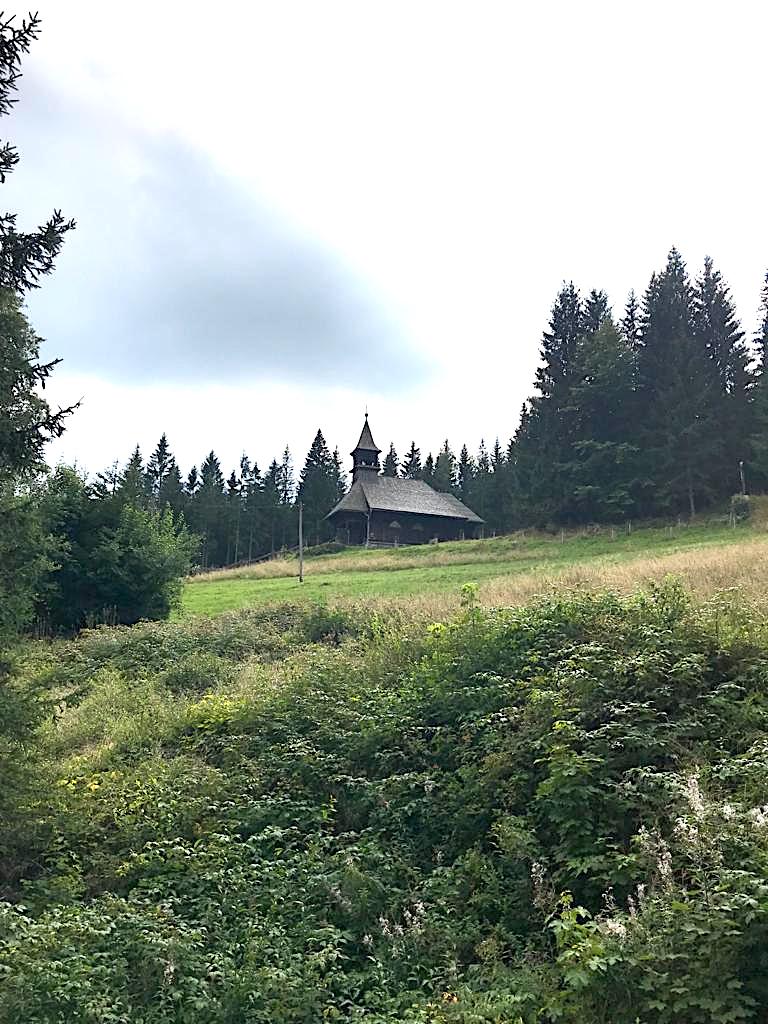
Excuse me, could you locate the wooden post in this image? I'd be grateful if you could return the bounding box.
[298,501,304,583]
[739,460,746,496]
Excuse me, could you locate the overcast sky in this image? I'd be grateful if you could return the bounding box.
[7,1,768,478]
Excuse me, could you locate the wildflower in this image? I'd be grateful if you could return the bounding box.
[601,918,627,941]
[362,934,373,949]
[657,845,673,886]
[602,887,617,913]
[684,774,705,816]
[673,817,699,844]
[749,805,768,828]
[531,860,546,890]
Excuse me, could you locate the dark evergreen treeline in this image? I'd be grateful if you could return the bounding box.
[100,429,347,569]
[513,250,766,525]
[107,249,768,566]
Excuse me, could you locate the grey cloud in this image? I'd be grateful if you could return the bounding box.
[5,73,426,387]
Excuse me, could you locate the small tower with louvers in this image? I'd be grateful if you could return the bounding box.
[350,414,381,482]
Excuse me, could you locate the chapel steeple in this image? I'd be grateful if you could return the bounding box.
[351,413,381,481]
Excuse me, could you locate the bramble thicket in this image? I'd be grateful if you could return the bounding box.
[3,585,768,1022]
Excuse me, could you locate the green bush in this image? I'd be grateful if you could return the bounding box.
[731,492,752,521]
[5,584,768,1021]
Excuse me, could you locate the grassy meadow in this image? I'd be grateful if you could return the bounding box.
[183,517,768,618]
[6,510,768,1021]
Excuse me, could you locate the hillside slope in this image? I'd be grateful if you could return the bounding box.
[4,585,768,1022]
[183,520,768,617]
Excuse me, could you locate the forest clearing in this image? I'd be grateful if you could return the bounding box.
[183,516,768,617]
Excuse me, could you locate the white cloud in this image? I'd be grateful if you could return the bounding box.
[13,0,768,475]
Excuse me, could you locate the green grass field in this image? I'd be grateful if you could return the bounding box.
[182,520,761,616]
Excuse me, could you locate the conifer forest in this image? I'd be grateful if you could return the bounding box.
[80,248,768,571]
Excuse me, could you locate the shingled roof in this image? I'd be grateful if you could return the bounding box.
[352,415,380,456]
[327,475,484,523]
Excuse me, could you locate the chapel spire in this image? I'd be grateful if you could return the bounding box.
[351,413,381,480]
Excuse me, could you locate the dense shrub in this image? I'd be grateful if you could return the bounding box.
[732,492,752,522]
[36,466,197,632]
[3,584,768,1021]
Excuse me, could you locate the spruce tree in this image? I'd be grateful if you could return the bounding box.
[515,283,587,523]
[433,440,456,492]
[422,453,435,486]
[193,451,226,567]
[486,439,507,532]
[277,446,295,548]
[457,444,475,504]
[383,442,399,477]
[240,455,263,561]
[298,429,338,545]
[535,281,584,397]
[158,460,185,518]
[692,257,752,492]
[146,433,173,498]
[468,440,492,523]
[504,436,521,531]
[621,290,641,351]
[583,288,610,334]
[638,249,722,516]
[262,460,282,554]
[0,16,74,294]
[750,271,768,485]
[331,448,346,502]
[0,290,77,483]
[116,446,149,509]
[225,470,241,564]
[0,13,75,649]
[562,317,640,521]
[401,442,422,479]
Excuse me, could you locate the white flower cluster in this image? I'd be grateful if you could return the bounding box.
[626,882,647,921]
[377,900,427,954]
[637,826,673,888]
[530,859,550,910]
[684,774,705,816]
[673,817,699,845]
[600,918,628,941]
[749,805,768,828]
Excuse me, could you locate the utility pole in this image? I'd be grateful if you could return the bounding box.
[298,500,304,583]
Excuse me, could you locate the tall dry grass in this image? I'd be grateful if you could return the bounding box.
[352,536,768,622]
[187,540,527,582]
[188,518,765,585]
